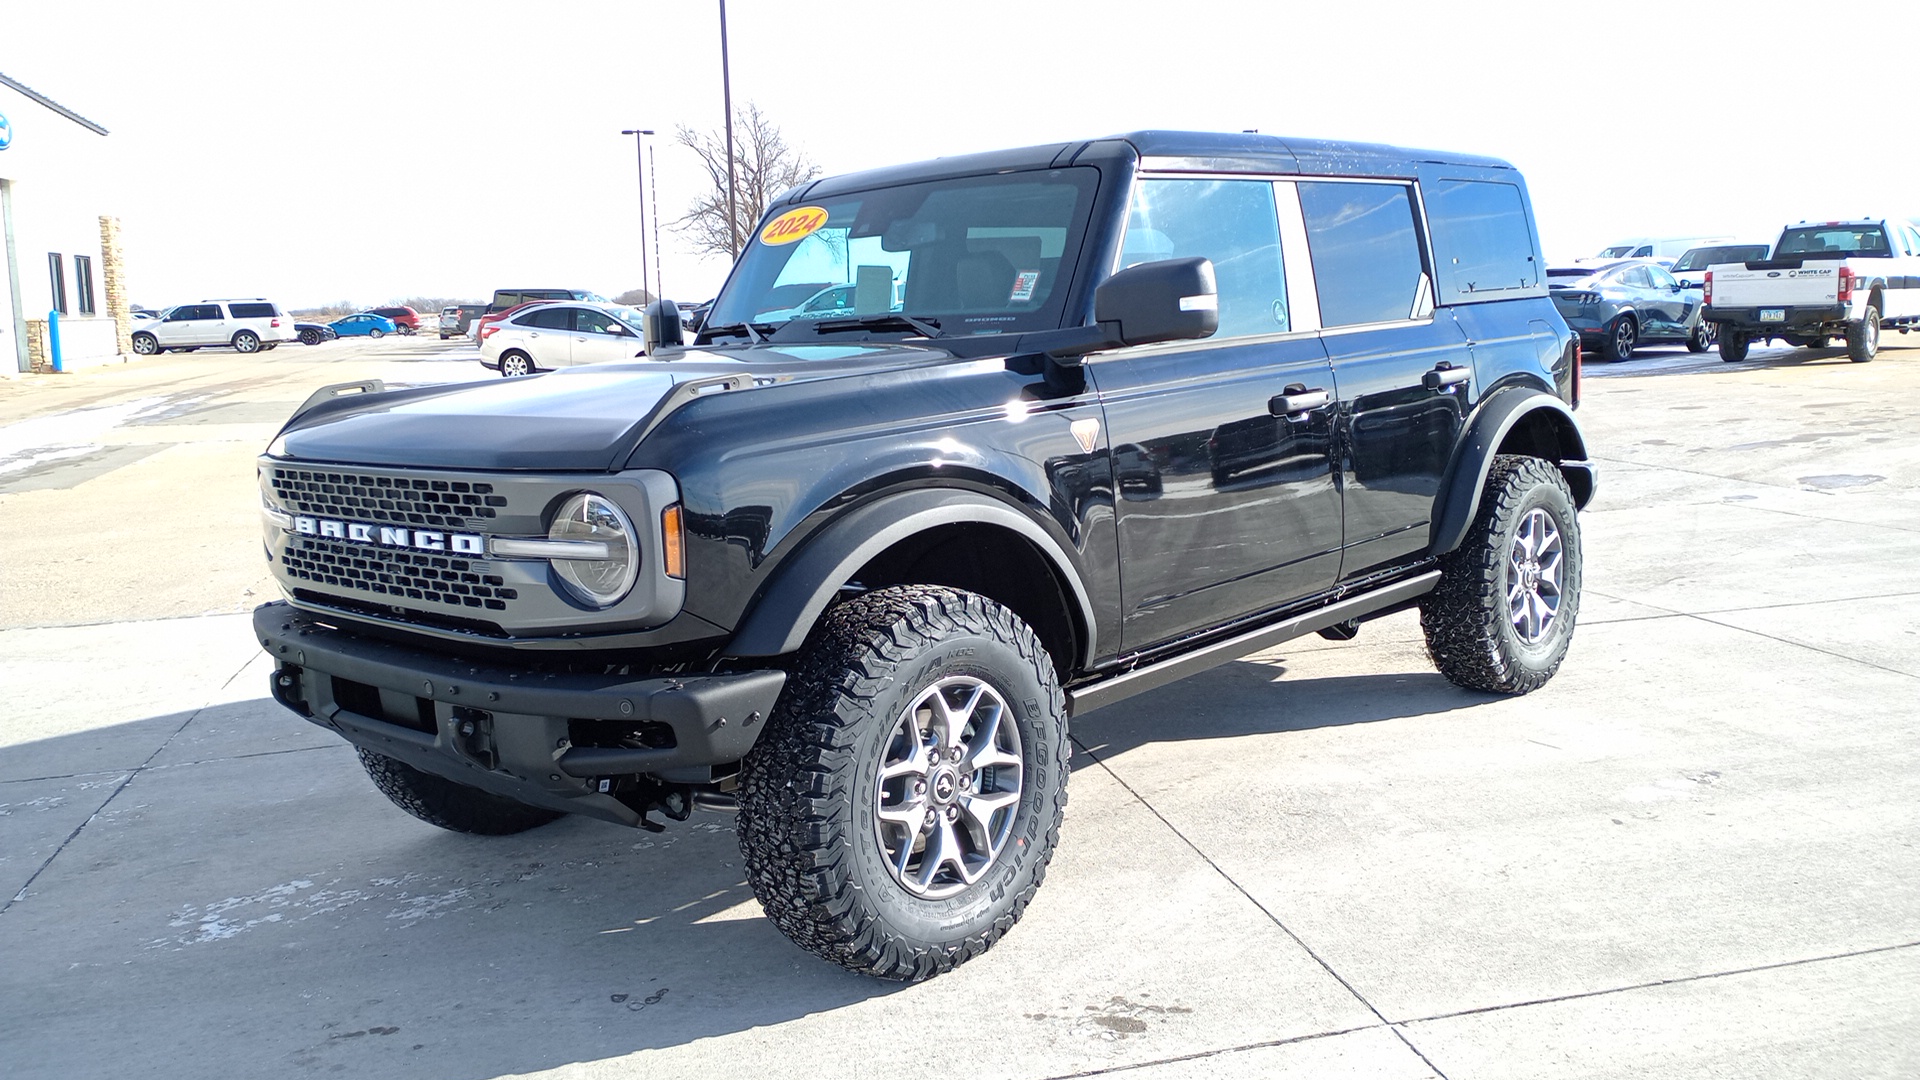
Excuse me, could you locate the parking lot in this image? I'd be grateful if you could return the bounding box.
[2,336,1917,1079]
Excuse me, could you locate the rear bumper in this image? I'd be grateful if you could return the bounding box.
[255,602,786,826]
[1705,303,1847,332]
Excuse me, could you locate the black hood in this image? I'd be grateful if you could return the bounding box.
[270,343,956,472]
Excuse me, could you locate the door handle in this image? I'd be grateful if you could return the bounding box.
[1423,364,1470,390]
[1268,385,1330,417]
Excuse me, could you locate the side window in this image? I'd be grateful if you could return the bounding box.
[1123,178,1289,338]
[1622,266,1653,288]
[1298,181,1428,327]
[575,308,624,335]
[1424,179,1538,297]
[526,307,574,330]
[230,302,275,319]
[1648,265,1678,289]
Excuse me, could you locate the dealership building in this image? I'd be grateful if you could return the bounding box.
[0,72,130,374]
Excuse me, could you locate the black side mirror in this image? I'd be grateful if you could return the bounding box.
[1095,256,1219,348]
[644,299,683,350]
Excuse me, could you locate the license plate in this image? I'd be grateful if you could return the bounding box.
[1759,308,1786,322]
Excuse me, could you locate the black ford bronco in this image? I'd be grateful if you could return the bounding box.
[255,131,1592,980]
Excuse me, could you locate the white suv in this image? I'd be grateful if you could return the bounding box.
[130,299,297,355]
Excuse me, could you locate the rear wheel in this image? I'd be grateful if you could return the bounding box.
[1718,330,1750,362]
[1600,315,1637,362]
[1847,306,1879,362]
[1422,455,1582,695]
[499,351,534,377]
[737,585,1070,981]
[232,330,260,354]
[357,749,563,835]
[298,328,322,346]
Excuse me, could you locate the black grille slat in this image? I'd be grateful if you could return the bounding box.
[281,537,514,613]
[269,467,502,529]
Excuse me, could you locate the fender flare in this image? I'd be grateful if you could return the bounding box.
[1429,388,1594,558]
[723,488,1098,662]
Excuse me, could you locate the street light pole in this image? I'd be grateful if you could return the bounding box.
[719,0,738,258]
[620,128,655,303]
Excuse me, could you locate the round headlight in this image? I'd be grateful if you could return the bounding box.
[549,493,638,608]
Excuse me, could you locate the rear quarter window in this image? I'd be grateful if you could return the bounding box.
[229,303,277,318]
[1424,179,1539,299]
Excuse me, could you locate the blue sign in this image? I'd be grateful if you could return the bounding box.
[0,112,11,150]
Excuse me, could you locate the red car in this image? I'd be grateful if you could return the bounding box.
[369,306,421,335]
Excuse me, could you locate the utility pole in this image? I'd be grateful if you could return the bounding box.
[719,0,738,258]
[649,143,663,298]
[620,128,655,302]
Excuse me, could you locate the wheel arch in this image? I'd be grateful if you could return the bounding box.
[1429,389,1594,558]
[723,488,1096,674]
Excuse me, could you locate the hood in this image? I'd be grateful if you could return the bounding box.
[271,342,956,472]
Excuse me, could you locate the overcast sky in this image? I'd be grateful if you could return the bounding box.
[8,0,1919,310]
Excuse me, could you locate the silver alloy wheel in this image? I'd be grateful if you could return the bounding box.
[1612,318,1635,359]
[872,676,1023,900]
[1507,507,1564,644]
[132,334,157,355]
[501,354,531,377]
[234,332,259,353]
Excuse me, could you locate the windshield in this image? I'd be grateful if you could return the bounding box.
[704,167,1100,340]
[1775,225,1889,258]
[1597,245,1642,258]
[1671,245,1769,271]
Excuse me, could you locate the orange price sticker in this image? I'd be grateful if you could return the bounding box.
[759,206,830,246]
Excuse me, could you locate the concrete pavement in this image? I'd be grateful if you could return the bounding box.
[1,338,1916,1078]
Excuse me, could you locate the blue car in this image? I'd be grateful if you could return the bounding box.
[328,313,398,338]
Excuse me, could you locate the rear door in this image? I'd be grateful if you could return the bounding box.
[1093,174,1342,652]
[519,306,576,366]
[1296,179,1471,579]
[156,304,223,346]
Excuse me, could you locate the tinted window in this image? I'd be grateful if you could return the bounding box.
[575,308,628,335]
[1776,226,1889,257]
[520,307,575,330]
[230,302,276,318]
[171,304,219,321]
[1424,180,1537,297]
[1671,245,1769,271]
[1124,178,1290,338]
[1299,181,1427,327]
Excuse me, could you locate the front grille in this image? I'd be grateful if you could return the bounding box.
[269,467,509,530]
[281,536,519,611]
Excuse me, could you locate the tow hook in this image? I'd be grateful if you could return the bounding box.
[451,707,496,769]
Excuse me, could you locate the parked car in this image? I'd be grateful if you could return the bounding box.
[1592,236,1734,262]
[676,298,713,332]
[295,322,338,346]
[1705,217,1920,362]
[472,300,567,346]
[328,313,399,338]
[129,298,296,355]
[437,304,487,339]
[1669,243,1771,289]
[486,288,609,314]
[369,306,421,335]
[479,301,648,376]
[1548,259,1711,360]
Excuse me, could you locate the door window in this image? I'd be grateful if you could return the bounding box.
[1647,265,1679,289]
[575,309,629,335]
[1621,266,1654,289]
[521,307,575,330]
[1298,181,1428,327]
[1122,178,1290,338]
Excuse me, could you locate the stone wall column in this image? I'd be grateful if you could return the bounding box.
[26,318,49,373]
[99,215,132,356]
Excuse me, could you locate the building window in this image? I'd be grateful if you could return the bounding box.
[49,253,68,315]
[75,255,96,316]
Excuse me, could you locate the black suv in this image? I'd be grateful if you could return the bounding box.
[255,131,1592,981]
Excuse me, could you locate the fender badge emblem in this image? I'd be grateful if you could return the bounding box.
[1070,418,1100,454]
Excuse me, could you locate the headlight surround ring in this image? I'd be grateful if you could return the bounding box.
[548,492,639,608]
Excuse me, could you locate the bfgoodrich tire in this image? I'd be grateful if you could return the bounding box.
[736,585,1069,981]
[1422,455,1582,695]
[357,748,564,835]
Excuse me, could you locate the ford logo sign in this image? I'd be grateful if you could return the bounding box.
[0,112,11,151]
[1767,271,1781,277]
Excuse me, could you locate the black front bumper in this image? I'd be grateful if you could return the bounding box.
[254,602,787,827]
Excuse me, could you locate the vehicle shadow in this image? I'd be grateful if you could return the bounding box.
[1070,656,1486,765]
[0,701,904,1080]
[1585,338,1916,379]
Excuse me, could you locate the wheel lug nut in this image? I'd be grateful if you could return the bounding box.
[945,806,960,821]
[949,747,963,762]
[912,780,925,794]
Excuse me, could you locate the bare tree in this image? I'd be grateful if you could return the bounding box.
[675,103,821,259]
[613,288,654,307]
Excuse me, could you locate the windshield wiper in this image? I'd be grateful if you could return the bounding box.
[807,313,943,339]
[701,321,768,343]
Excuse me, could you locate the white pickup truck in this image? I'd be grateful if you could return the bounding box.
[1703,218,1920,363]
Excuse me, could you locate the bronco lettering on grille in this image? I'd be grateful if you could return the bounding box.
[292,515,485,554]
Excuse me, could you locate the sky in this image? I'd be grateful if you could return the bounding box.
[7,0,1919,311]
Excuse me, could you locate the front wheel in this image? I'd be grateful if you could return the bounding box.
[1422,455,1582,695]
[369,328,385,339]
[1847,306,1879,362]
[1718,330,1750,362]
[1600,315,1636,362]
[737,585,1070,981]
[131,332,158,355]
[357,749,564,834]
[1686,319,1714,353]
[232,330,260,354]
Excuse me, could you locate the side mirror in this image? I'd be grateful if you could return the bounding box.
[1094,256,1219,348]
[644,299,683,350]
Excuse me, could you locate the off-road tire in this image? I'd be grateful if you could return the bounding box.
[1847,305,1879,362]
[1600,315,1636,362]
[357,748,564,835]
[736,585,1070,981]
[1718,330,1749,362]
[1422,455,1582,695]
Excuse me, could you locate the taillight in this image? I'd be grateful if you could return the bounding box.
[479,324,500,341]
[1837,266,1853,302]
[1703,270,1713,304]
[270,318,281,327]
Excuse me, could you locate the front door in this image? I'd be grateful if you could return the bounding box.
[569,307,642,367]
[155,304,224,347]
[1097,176,1343,653]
